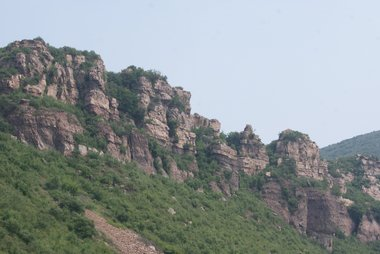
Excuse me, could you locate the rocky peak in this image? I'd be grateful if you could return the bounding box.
[0,38,119,120]
[274,129,328,180]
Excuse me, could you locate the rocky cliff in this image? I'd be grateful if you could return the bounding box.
[274,129,328,180]
[1,38,380,250]
[0,39,267,183]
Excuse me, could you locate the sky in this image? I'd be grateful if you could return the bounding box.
[1,0,380,147]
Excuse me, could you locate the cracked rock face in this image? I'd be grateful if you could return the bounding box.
[357,215,380,242]
[275,129,328,180]
[0,39,119,120]
[262,181,354,251]
[358,155,380,201]
[7,104,83,155]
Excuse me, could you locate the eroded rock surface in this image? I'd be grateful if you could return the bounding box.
[275,129,328,180]
[262,181,354,251]
[7,103,83,155]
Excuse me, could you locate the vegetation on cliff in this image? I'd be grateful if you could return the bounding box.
[0,132,329,254]
[0,39,380,253]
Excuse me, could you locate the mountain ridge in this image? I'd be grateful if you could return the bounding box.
[321,130,380,160]
[0,38,380,253]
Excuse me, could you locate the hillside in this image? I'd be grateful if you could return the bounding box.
[0,38,379,253]
[321,131,380,160]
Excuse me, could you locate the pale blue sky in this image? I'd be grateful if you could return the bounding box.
[2,0,380,147]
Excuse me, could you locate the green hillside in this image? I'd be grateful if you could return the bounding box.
[0,132,331,254]
[0,39,379,253]
[321,131,380,160]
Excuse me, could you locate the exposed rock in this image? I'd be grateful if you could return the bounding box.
[0,74,22,92]
[357,214,380,242]
[98,123,131,162]
[0,39,119,120]
[129,129,155,174]
[210,142,239,170]
[262,181,291,223]
[85,210,161,254]
[238,125,269,175]
[78,144,88,156]
[192,113,221,134]
[306,190,354,237]
[275,129,328,180]
[358,155,380,200]
[262,181,354,250]
[7,104,83,155]
[168,158,194,183]
[168,208,176,215]
[23,75,47,96]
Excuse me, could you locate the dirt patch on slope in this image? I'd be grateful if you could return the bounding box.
[85,210,161,254]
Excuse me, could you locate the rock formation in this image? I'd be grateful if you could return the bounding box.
[7,101,83,155]
[2,38,380,249]
[274,129,328,180]
[0,39,119,120]
[262,181,354,251]
[358,155,380,200]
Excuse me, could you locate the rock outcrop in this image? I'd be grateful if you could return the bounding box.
[275,129,328,180]
[357,214,380,242]
[7,102,83,155]
[358,155,380,201]
[208,125,269,195]
[0,39,119,120]
[262,181,354,251]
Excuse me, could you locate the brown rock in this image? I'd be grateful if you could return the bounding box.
[129,129,155,174]
[262,181,354,251]
[358,155,380,200]
[238,124,269,175]
[357,214,380,242]
[275,129,328,180]
[7,105,83,155]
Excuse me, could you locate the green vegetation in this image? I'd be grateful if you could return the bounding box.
[321,130,380,160]
[280,130,307,142]
[169,95,186,112]
[48,45,100,66]
[0,67,18,79]
[225,131,241,152]
[0,132,331,254]
[106,71,146,125]
[328,156,380,230]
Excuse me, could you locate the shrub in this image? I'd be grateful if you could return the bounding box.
[226,132,241,152]
[280,130,306,142]
[70,216,95,239]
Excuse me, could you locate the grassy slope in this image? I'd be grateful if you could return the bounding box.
[0,132,330,254]
[321,130,380,160]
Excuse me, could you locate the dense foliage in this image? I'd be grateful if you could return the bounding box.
[0,132,331,254]
[321,130,380,160]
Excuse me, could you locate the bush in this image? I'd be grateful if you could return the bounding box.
[331,184,342,196]
[226,132,241,152]
[280,130,306,142]
[70,216,95,239]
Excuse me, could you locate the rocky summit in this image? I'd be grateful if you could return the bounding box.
[0,38,379,253]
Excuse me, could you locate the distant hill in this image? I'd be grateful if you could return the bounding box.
[321,130,380,160]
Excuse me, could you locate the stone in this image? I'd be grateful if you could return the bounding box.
[7,105,83,155]
[78,144,88,156]
[129,129,155,174]
[357,215,380,242]
[168,208,176,215]
[275,129,328,180]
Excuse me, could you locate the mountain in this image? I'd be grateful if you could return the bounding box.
[321,131,380,160]
[0,38,380,253]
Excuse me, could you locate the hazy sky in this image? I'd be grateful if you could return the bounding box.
[2,0,380,147]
